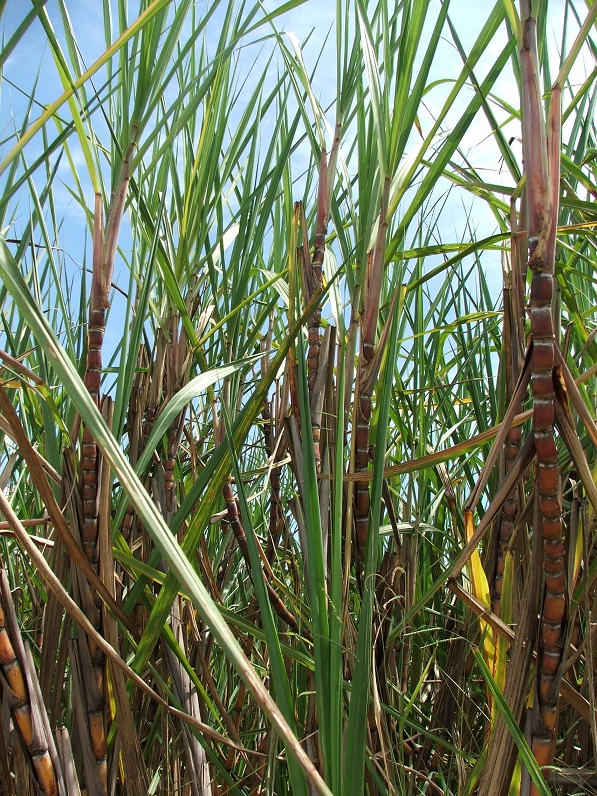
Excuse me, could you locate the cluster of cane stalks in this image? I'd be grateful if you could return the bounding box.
[0,2,596,795]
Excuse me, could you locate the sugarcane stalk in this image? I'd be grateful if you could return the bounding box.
[223,478,306,639]
[491,213,527,615]
[520,1,567,780]
[0,571,59,795]
[307,149,328,395]
[83,135,137,568]
[262,400,285,561]
[120,345,147,541]
[355,177,391,564]
[78,133,137,795]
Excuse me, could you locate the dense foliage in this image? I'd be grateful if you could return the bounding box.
[0,1,596,794]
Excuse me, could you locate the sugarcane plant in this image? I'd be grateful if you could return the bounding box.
[0,1,596,795]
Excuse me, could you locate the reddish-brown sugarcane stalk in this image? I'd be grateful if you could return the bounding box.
[306,150,328,396]
[529,253,565,768]
[81,196,105,569]
[0,574,58,795]
[79,135,137,794]
[355,176,391,565]
[297,160,327,476]
[457,8,573,784]
[491,423,522,615]
[246,731,271,796]
[141,360,165,450]
[354,252,375,562]
[262,400,285,561]
[82,137,136,569]
[163,315,189,517]
[301,149,335,475]
[491,212,526,615]
[224,625,256,775]
[163,425,178,515]
[520,2,566,780]
[121,334,168,550]
[222,478,307,640]
[120,346,147,541]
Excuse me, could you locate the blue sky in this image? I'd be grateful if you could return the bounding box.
[0,0,587,320]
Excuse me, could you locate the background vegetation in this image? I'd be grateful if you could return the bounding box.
[0,1,596,794]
